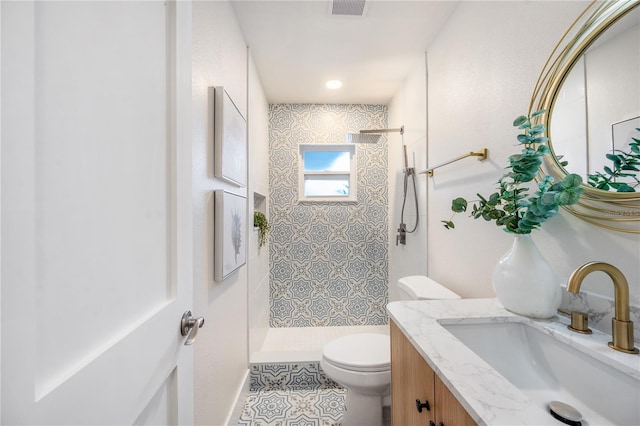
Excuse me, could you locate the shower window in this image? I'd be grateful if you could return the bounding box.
[298,144,357,202]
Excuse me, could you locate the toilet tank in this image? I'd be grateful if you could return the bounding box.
[397,275,461,300]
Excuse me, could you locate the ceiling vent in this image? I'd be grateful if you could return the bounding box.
[331,0,367,16]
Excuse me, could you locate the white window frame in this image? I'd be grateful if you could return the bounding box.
[298,144,357,202]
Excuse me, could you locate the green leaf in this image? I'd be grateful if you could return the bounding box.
[442,220,455,229]
[531,123,545,133]
[536,145,550,155]
[561,173,583,188]
[540,192,557,205]
[530,109,545,118]
[451,197,468,213]
[487,192,501,206]
[605,153,616,161]
[488,209,505,219]
[528,202,546,216]
[532,136,549,144]
[513,115,528,127]
[555,190,581,205]
[616,184,636,193]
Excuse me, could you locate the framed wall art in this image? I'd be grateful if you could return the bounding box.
[612,115,640,151]
[214,86,247,187]
[214,190,247,281]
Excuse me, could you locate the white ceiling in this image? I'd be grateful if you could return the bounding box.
[230,1,460,105]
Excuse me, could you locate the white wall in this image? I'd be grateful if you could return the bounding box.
[191,2,251,424]
[387,54,429,302]
[247,53,270,357]
[551,56,588,176]
[552,17,640,178]
[423,1,640,316]
[586,21,640,174]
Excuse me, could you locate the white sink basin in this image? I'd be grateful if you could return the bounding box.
[442,321,640,425]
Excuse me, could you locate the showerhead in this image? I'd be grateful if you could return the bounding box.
[346,133,381,143]
[346,126,404,144]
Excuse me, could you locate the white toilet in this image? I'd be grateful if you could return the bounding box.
[320,276,461,426]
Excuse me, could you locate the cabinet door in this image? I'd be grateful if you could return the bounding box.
[435,375,477,426]
[391,320,436,425]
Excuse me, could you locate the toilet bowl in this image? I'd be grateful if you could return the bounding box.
[320,276,460,426]
[320,333,390,426]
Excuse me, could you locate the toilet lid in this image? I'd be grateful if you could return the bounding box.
[398,275,461,300]
[322,334,390,373]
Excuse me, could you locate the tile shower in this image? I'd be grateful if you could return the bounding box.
[240,104,392,425]
[268,104,390,327]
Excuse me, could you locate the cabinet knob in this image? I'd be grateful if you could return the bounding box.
[429,422,435,426]
[416,399,430,413]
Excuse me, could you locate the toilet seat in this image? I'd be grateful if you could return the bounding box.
[322,333,390,373]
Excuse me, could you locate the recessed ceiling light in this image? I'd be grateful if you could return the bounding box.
[326,80,343,89]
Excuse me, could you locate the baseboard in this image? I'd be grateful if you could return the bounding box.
[225,368,250,426]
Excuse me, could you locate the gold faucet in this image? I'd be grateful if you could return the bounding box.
[567,262,638,354]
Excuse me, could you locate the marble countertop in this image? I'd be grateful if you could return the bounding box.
[387,298,640,426]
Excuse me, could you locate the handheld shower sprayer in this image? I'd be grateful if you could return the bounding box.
[397,143,418,246]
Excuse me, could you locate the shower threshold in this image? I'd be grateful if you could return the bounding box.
[250,325,389,364]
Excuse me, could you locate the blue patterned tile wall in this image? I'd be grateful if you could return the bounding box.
[269,104,389,327]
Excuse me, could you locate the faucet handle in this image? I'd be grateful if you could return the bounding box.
[568,311,592,334]
[558,309,592,334]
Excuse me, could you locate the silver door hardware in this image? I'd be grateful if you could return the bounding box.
[181,311,205,346]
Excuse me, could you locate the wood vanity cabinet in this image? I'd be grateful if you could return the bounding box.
[390,320,477,426]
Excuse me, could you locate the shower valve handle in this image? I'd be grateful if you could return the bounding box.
[397,223,407,246]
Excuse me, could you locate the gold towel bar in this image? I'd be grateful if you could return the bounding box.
[421,148,488,176]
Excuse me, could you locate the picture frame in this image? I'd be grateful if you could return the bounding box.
[214,86,247,187]
[612,116,640,152]
[609,116,640,187]
[214,190,247,281]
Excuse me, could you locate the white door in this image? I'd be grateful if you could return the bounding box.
[1,1,195,424]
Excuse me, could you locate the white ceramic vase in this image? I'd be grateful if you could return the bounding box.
[492,234,562,319]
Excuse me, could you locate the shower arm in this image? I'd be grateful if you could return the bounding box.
[358,125,404,135]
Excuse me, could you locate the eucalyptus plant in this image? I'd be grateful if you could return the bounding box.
[587,131,640,193]
[442,110,585,234]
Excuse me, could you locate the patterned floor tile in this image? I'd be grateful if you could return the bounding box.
[250,363,341,391]
[237,388,346,426]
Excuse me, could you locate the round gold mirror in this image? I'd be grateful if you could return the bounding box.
[532,0,640,233]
